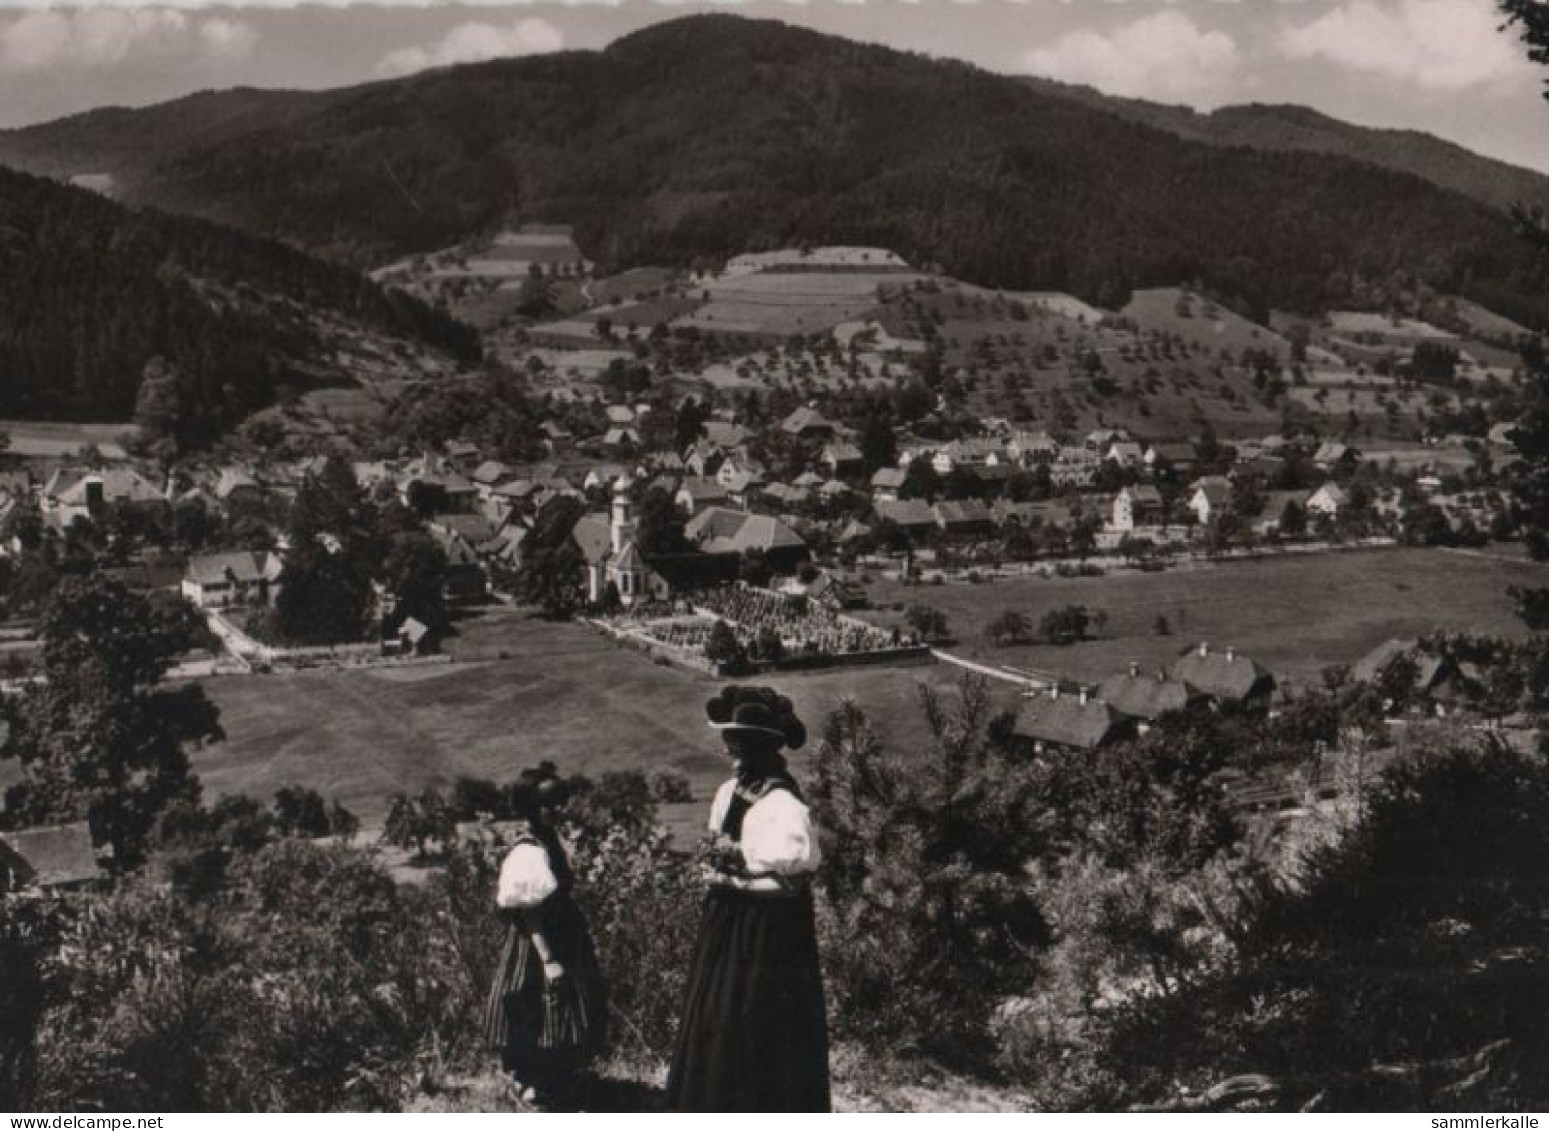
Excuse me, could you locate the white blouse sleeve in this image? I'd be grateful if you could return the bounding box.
[495,842,559,909]
[740,790,821,876]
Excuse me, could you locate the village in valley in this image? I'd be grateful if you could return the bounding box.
[1,230,1543,873]
[5,7,1549,1105]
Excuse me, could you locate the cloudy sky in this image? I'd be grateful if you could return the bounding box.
[2,0,1547,174]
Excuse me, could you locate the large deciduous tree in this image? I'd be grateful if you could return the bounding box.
[1,578,222,866]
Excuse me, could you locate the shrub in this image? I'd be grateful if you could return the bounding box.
[811,678,1045,1066]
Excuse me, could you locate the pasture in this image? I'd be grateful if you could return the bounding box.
[858,545,1546,688]
[195,609,966,841]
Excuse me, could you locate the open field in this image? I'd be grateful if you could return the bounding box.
[675,270,921,336]
[0,420,134,460]
[858,545,1547,688]
[195,610,966,841]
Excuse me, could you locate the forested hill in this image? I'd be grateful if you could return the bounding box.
[0,164,479,448]
[0,14,1544,324]
[1019,77,1549,219]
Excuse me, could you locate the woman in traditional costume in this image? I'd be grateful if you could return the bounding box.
[482,777,607,1109]
[667,685,831,1112]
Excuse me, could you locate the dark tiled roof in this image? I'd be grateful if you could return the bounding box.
[686,507,806,556]
[1015,695,1127,751]
[873,499,936,528]
[1170,649,1275,702]
[1098,673,1202,721]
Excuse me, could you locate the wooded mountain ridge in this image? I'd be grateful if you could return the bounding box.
[0,164,478,446]
[1,16,1545,327]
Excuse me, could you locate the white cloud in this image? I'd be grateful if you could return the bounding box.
[375,16,565,76]
[1278,0,1530,92]
[1022,10,1240,101]
[0,7,255,72]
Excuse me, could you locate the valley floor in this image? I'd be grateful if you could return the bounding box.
[192,545,1544,833]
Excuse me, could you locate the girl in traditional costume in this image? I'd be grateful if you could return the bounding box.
[483,777,607,1109]
[667,685,831,1112]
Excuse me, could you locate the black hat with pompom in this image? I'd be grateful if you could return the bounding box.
[705,685,807,750]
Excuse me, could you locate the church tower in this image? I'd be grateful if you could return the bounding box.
[610,475,636,555]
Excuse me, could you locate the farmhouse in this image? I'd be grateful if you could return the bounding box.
[822,442,865,479]
[1188,478,1232,526]
[181,551,281,610]
[873,498,937,539]
[0,822,106,893]
[1112,486,1164,532]
[676,477,732,515]
[1098,664,1207,726]
[870,467,908,501]
[439,441,482,472]
[1306,483,1349,518]
[42,467,165,528]
[1011,688,1134,754]
[1169,643,1276,710]
[933,500,995,539]
[1105,440,1145,468]
[1352,639,1471,704]
[781,406,840,441]
[471,461,513,493]
[702,420,750,449]
[1007,431,1060,466]
[214,466,263,506]
[1314,442,1360,470]
[1145,441,1198,473]
[764,482,812,509]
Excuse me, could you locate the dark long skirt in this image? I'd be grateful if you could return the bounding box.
[482,894,607,1096]
[666,888,831,1113]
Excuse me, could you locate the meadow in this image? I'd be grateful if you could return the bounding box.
[190,546,1543,839]
[858,545,1546,687]
[194,609,963,840]
[0,420,134,460]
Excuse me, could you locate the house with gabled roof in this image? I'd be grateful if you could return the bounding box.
[1306,482,1349,518]
[1170,643,1276,710]
[1351,639,1471,706]
[1188,477,1233,525]
[1112,486,1164,531]
[1012,688,1134,754]
[182,551,282,609]
[822,442,865,479]
[676,477,732,515]
[1099,663,1208,727]
[933,499,995,539]
[1145,441,1198,473]
[781,406,839,441]
[872,498,937,539]
[870,467,908,502]
[686,507,809,572]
